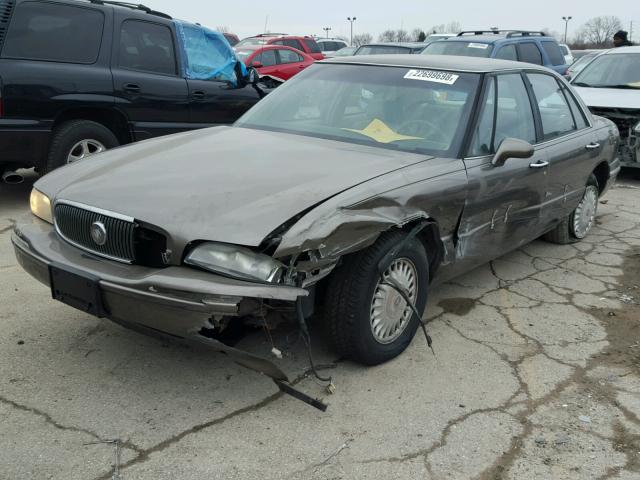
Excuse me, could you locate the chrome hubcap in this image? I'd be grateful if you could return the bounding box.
[370,258,418,344]
[573,185,598,239]
[67,139,106,164]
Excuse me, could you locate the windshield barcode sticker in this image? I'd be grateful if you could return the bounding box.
[404,69,459,85]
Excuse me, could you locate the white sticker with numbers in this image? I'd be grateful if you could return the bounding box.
[403,69,459,85]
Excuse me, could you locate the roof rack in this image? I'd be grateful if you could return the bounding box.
[456,30,548,38]
[254,33,289,37]
[87,1,172,19]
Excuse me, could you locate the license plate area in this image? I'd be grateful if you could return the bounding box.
[49,262,106,317]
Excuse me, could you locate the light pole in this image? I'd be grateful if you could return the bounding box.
[323,27,331,38]
[562,16,572,43]
[347,17,357,45]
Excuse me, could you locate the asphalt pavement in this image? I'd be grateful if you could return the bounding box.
[1,169,639,480]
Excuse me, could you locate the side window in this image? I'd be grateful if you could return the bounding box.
[541,41,565,66]
[278,49,303,64]
[517,42,543,65]
[119,20,176,75]
[469,74,536,156]
[2,2,104,63]
[469,78,496,156]
[528,73,576,140]
[562,87,589,129]
[303,39,322,54]
[259,49,277,66]
[495,44,517,61]
[283,39,304,51]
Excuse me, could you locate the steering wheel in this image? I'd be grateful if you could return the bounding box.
[397,118,449,143]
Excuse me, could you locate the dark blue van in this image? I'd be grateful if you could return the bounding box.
[422,30,569,76]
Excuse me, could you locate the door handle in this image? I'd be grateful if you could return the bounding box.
[298,65,306,69]
[191,90,206,99]
[585,142,600,150]
[529,160,549,169]
[123,83,141,93]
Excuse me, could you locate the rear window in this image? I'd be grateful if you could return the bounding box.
[542,41,566,66]
[2,1,104,63]
[356,45,412,55]
[303,38,321,54]
[423,41,493,58]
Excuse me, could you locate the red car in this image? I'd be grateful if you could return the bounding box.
[236,34,324,60]
[236,45,315,82]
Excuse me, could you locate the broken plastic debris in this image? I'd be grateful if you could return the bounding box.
[579,415,591,423]
[271,347,283,359]
[326,382,336,395]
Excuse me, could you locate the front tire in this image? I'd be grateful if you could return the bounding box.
[45,120,119,174]
[544,174,599,244]
[324,229,429,365]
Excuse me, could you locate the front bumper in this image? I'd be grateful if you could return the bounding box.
[12,220,307,338]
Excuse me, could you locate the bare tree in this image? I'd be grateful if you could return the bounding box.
[577,16,622,46]
[430,24,446,34]
[445,21,462,33]
[396,29,410,42]
[411,28,423,42]
[378,29,397,42]
[352,33,373,47]
[216,26,230,33]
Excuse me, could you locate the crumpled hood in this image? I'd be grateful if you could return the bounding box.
[36,126,428,247]
[573,86,640,109]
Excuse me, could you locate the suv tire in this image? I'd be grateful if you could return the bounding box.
[45,120,119,174]
[324,229,429,365]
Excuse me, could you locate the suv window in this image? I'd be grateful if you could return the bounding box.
[518,42,543,65]
[278,49,303,64]
[281,39,304,51]
[469,74,536,155]
[541,41,565,66]
[495,44,517,61]
[2,1,104,63]
[303,38,321,53]
[528,73,576,140]
[119,20,176,76]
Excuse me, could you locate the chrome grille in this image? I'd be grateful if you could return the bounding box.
[54,203,136,263]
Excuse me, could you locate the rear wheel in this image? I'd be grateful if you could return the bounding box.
[323,229,429,365]
[544,174,599,244]
[45,120,119,174]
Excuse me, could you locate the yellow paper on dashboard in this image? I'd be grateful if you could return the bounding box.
[343,119,423,144]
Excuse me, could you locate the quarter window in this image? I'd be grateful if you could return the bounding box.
[2,1,104,63]
[119,20,176,75]
[518,42,543,65]
[528,73,576,140]
[495,44,517,61]
[562,87,589,129]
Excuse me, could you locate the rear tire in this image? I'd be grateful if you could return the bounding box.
[544,174,599,244]
[45,120,119,174]
[323,229,429,366]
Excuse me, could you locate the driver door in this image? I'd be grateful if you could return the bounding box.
[457,73,550,269]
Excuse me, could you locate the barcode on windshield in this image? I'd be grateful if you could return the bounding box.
[404,69,459,85]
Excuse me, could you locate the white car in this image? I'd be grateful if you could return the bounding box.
[559,43,575,65]
[572,46,640,168]
[315,38,348,57]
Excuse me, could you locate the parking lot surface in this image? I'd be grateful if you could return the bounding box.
[1,171,639,480]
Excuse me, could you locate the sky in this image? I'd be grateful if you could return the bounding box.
[147,0,637,42]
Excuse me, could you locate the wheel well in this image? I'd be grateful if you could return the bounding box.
[401,219,444,282]
[53,108,131,146]
[592,162,609,195]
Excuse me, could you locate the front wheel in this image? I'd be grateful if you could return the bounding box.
[323,229,430,365]
[544,174,599,244]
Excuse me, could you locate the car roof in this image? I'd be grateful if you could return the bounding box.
[360,42,426,48]
[439,32,556,45]
[322,54,553,73]
[54,0,172,20]
[600,46,640,54]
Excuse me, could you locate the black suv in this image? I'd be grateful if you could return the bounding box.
[0,0,265,179]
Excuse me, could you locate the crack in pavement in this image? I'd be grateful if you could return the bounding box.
[0,218,16,234]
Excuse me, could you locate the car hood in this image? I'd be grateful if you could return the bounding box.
[573,86,640,109]
[37,126,429,248]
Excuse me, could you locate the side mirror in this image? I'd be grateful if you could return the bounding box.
[491,138,534,167]
[246,67,260,85]
[251,61,263,68]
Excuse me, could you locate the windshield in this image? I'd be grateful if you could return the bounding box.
[568,54,596,75]
[356,45,412,55]
[236,64,480,157]
[423,41,494,58]
[236,38,268,47]
[234,49,253,61]
[573,53,640,88]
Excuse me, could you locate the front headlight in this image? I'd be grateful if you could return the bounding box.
[184,242,284,283]
[29,189,53,224]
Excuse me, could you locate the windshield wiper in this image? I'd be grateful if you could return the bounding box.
[572,82,592,87]
[593,84,640,89]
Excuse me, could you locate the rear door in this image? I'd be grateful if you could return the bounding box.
[525,72,597,229]
[274,48,308,80]
[111,15,190,141]
[459,72,549,267]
